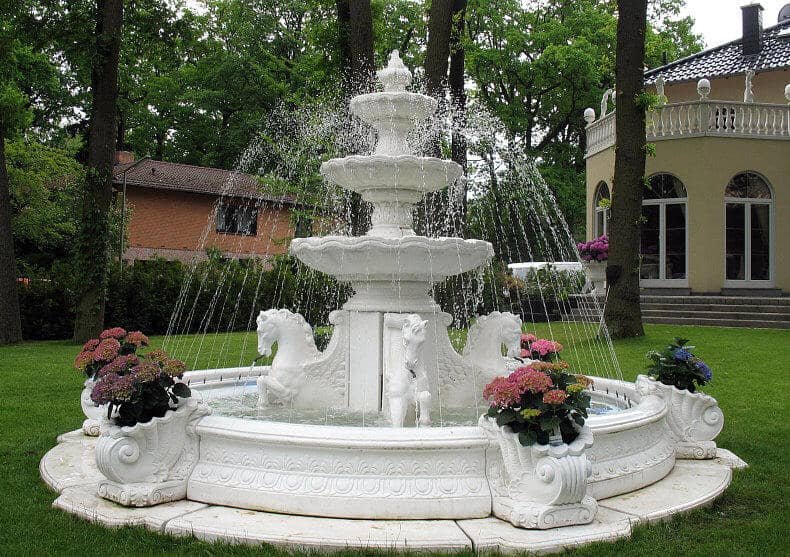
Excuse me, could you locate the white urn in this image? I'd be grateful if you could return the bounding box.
[583,260,607,296]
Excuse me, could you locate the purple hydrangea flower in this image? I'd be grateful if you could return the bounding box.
[673,348,693,362]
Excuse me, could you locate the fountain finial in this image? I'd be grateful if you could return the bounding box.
[377,50,411,92]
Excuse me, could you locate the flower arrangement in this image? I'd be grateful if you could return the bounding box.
[646,337,712,393]
[74,328,150,381]
[577,235,609,262]
[75,328,191,427]
[484,361,592,446]
[520,333,563,362]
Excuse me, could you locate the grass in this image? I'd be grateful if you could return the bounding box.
[1,324,788,555]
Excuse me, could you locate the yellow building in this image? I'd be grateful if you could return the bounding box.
[585,3,790,298]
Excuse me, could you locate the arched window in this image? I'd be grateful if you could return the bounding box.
[594,181,610,237]
[640,173,688,284]
[725,172,773,283]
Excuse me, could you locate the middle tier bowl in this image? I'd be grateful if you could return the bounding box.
[320,155,462,203]
[290,235,493,282]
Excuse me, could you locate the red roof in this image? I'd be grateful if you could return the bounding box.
[113,159,295,205]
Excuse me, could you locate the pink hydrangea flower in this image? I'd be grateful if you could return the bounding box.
[98,354,139,378]
[93,338,121,362]
[162,358,186,377]
[520,333,537,345]
[509,366,553,394]
[145,348,169,364]
[74,350,94,371]
[124,331,149,347]
[82,339,100,352]
[542,389,569,405]
[530,339,563,356]
[483,376,521,408]
[100,327,127,340]
[132,359,161,382]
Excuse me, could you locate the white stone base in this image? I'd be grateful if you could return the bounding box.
[41,429,744,554]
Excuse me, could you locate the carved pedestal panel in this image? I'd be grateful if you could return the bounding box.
[480,417,597,529]
[95,398,211,507]
[81,379,105,436]
[636,375,724,459]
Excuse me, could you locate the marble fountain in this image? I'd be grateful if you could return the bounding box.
[42,52,745,553]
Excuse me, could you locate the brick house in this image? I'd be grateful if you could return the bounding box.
[113,152,306,262]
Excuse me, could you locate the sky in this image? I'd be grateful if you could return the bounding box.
[682,1,789,48]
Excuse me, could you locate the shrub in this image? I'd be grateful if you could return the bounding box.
[646,337,712,393]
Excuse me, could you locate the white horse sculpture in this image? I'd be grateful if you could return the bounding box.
[387,314,431,428]
[462,311,525,379]
[256,309,321,406]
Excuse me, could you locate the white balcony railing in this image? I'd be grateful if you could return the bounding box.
[585,100,790,157]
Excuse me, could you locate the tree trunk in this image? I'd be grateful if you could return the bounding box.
[424,0,454,100]
[73,0,124,343]
[448,0,467,237]
[336,0,374,235]
[414,0,454,236]
[603,0,647,338]
[0,133,23,345]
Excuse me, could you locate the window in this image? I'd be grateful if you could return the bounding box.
[294,215,313,238]
[594,181,610,237]
[216,203,258,236]
[640,174,688,284]
[725,172,773,284]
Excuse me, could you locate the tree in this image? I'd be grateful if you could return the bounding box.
[463,0,702,237]
[73,0,124,343]
[603,0,648,338]
[0,26,38,345]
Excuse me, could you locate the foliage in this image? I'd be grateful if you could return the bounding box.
[4,140,84,266]
[484,360,592,446]
[86,332,192,427]
[577,235,609,262]
[646,337,712,393]
[18,253,348,340]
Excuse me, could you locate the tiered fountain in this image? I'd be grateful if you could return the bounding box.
[41,52,742,550]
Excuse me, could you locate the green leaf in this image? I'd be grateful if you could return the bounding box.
[518,430,537,446]
[171,382,191,398]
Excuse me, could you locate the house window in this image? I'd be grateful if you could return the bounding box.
[725,172,773,284]
[216,203,258,236]
[294,215,313,238]
[593,181,610,237]
[640,174,688,284]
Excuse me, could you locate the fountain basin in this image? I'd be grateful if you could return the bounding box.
[320,155,461,203]
[181,371,678,519]
[350,91,437,127]
[290,235,493,282]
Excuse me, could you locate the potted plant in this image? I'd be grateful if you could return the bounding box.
[637,338,723,459]
[81,333,210,506]
[479,361,597,528]
[73,327,149,435]
[576,235,608,296]
[519,334,563,363]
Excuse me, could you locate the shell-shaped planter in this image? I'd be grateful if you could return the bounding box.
[80,379,106,436]
[636,374,724,459]
[95,397,211,506]
[480,416,598,529]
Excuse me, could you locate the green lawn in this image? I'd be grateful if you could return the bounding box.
[1,325,788,555]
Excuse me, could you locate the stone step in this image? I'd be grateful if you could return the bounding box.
[641,309,790,322]
[641,303,790,314]
[642,316,790,329]
[640,295,790,306]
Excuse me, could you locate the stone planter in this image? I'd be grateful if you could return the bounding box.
[480,416,597,529]
[582,261,606,296]
[80,379,105,436]
[636,375,724,459]
[95,398,211,507]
